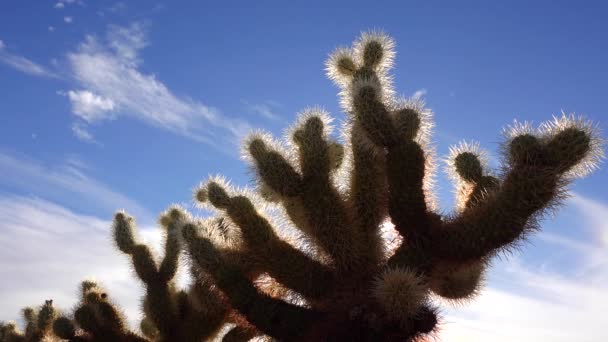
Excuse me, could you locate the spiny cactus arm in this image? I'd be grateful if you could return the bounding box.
[348,129,388,264]
[21,307,38,340]
[182,223,320,341]
[247,138,303,198]
[169,280,227,341]
[35,300,55,338]
[221,325,258,342]
[431,121,601,261]
[157,207,185,282]
[112,212,179,337]
[197,180,333,301]
[447,142,500,211]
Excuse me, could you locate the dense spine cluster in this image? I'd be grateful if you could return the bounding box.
[1,32,603,342]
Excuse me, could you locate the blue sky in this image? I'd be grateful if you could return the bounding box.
[1,1,607,341]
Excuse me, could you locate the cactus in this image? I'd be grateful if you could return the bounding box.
[1,31,604,342]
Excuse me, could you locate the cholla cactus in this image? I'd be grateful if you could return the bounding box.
[1,31,604,342]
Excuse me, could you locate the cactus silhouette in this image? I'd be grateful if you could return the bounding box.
[1,31,604,342]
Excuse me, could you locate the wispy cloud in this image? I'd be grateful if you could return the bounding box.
[55,0,81,9]
[65,23,252,149]
[412,88,427,100]
[0,151,151,221]
[0,40,57,78]
[242,100,283,121]
[64,16,73,23]
[71,122,101,145]
[441,193,608,341]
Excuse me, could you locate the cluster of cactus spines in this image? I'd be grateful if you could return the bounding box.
[1,31,604,342]
[0,300,56,342]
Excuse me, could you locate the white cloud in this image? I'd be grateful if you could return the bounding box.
[440,193,608,341]
[0,41,57,78]
[0,151,152,221]
[48,26,55,32]
[65,23,251,149]
[0,195,166,328]
[54,2,65,8]
[64,16,73,23]
[67,90,116,122]
[412,88,427,100]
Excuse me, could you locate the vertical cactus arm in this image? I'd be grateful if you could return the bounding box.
[112,212,179,337]
[158,207,186,282]
[197,181,334,301]
[21,307,38,340]
[351,83,398,148]
[36,300,56,337]
[113,213,159,283]
[141,282,179,338]
[291,111,365,271]
[385,139,430,240]
[182,223,320,341]
[179,277,229,341]
[432,123,602,261]
[222,325,258,342]
[348,127,388,264]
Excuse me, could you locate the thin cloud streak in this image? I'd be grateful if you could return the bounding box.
[0,41,58,78]
[242,100,283,121]
[0,151,152,221]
